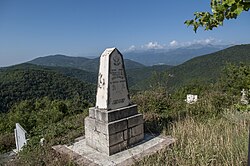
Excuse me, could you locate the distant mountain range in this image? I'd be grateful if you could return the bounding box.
[29,55,145,72]
[124,44,230,66]
[29,44,230,70]
[26,44,250,90]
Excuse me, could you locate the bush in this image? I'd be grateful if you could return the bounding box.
[132,87,174,133]
[0,133,15,153]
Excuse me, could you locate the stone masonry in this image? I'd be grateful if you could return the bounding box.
[85,48,144,155]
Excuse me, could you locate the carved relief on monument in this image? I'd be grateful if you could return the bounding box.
[109,49,130,110]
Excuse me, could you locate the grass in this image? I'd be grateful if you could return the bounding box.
[3,87,249,165]
[136,111,249,166]
[5,112,88,166]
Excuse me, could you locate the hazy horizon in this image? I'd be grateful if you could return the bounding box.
[0,0,249,67]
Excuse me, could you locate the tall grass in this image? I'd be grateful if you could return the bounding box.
[137,111,249,166]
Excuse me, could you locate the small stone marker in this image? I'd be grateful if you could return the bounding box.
[185,94,198,104]
[14,123,27,152]
[85,48,144,155]
[241,89,249,105]
[40,138,45,146]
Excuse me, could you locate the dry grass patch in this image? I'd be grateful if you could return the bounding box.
[137,111,249,166]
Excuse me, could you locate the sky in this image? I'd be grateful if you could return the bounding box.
[0,0,249,67]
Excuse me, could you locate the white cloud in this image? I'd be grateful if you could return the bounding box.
[126,45,136,51]
[169,40,178,47]
[168,38,223,48]
[142,42,164,49]
[124,38,225,52]
[190,37,223,45]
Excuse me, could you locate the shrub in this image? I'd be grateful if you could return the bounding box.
[0,133,15,153]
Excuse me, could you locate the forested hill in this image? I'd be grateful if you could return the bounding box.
[29,54,145,72]
[0,64,95,113]
[167,44,250,89]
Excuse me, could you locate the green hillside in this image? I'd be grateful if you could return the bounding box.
[127,65,173,90]
[0,64,95,113]
[167,44,250,89]
[42,65,97,84]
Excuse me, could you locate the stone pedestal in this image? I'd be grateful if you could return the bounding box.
[85,104,144,155]
[85,48,144,156]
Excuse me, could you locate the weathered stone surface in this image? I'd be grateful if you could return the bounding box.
[14,123,27,152]
[130,124,144,137]
[127,114,143,128]
[128,133,144,145]
[123,130,128,140]
[108,118,127,135]
[109,131,124,146]
[109,141,127,155]
[85,48,144,156]
[85,127,109,153]
[96,48,130,110]
[88,107,96,119]
[89,104,138,123]
[52,134,175,166]
[85,114,145,155]
[84,116,95,130]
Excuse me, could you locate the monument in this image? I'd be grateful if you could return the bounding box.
[85,48,144,155]
[14,123,27,152]
[52,48,175,165]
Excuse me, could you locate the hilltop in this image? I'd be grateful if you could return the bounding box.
[29,54,145,72]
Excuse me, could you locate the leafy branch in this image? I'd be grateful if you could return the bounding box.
[185,0,250,32]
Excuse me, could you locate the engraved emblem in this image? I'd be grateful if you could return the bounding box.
[113,55,121,66]
[98,74,105,88]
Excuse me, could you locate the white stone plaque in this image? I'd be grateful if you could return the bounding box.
[241,89,249,105]
[14,123,27,152]
[185,94,198,104]
[96,48,130,110]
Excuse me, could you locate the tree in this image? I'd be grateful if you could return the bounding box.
[185,0,250,32]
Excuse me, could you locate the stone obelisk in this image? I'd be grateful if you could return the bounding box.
[85,48,144,155]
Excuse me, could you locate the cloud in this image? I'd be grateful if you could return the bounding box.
[142,42,164,49]
[193,38,220,45]
[126,45,136,51]
[169,40,178,47]
[124,38,225,52]
[168,38,222,48]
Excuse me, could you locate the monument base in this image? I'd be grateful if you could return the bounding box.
[85,105,144,155]
[52,134,175,166]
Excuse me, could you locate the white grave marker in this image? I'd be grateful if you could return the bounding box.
[14,123,27,152]
[185,94,198,104]
[241,89,249,105]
